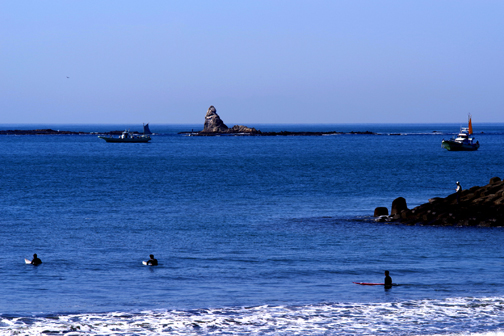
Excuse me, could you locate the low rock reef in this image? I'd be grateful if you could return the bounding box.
[185,106,376,136]
[0,129,141,136]
[0,129,88,135]
[375,177,504,227]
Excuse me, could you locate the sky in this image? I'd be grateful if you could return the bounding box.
[1,1,504,125]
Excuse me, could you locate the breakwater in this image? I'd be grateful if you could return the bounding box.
[378,177,504,227]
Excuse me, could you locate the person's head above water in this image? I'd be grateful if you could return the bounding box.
[33,254,37,258]
[150,254,154,259]
[385,270,389,276]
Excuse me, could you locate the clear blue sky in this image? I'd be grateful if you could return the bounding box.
[1,1,503,124]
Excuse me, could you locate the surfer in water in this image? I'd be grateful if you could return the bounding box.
[31,254,42,266]
[146,254,158,266]
[384,270,392,288]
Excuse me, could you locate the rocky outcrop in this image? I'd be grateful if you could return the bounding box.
[199,106,259,135]
[378,177,504,227]
[203,106,229,133]
[391,197,408,215]
[228,125,258,133]
[374,207,389,217]
[186,105,377,136]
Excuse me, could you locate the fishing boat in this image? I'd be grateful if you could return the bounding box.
[441,115,479,151]
[98,130,151,143]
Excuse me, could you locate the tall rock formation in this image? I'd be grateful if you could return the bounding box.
[203,106,229,133]
[200,105,259,135]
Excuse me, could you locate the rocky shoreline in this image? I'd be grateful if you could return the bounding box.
[375,177,504,227]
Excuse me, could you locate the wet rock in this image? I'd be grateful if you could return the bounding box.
[490,176,502,184]
[382,177,504,227]
[391,197,408,215]
[375,215,390,222]
[374,207,389,217]
[228,125,259,133]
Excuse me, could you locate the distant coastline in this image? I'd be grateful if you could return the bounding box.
[0,128,378,136]
[179,130,377,136]
[0,129,140,136]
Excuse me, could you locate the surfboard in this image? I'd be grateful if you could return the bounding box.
[353,282,399,286]
[25,258,32,264]
[142,261,148,265]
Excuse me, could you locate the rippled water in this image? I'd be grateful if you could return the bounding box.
[1,123,504,335]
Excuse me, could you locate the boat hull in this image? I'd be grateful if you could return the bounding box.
[441,140,479,151]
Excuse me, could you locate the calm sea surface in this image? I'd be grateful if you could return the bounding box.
[1,123,504,335]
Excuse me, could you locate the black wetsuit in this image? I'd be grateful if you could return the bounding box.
[147,258,158,266]
[31,258,42,266]
[385,275,392,287]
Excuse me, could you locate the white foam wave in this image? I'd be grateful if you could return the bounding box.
[1,297,504,335]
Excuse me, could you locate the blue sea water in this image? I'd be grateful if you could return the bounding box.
[1,123,504,335]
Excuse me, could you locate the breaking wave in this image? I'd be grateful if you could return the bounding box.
[2,297,504,335]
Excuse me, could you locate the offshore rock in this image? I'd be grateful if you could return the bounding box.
[203,106,229,133]
[184,105,378,136]
[186,105,377,136]
[199,106,259,135]
[374,207,389,217]
[228,125,259,133]
[391,197,408,215]
[384,177,504,227]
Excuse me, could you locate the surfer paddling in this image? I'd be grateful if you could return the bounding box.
[31,254,42,266]
[145,254,158,266]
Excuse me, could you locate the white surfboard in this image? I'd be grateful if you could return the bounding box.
[25,258,32,264]
[142,261,148,265]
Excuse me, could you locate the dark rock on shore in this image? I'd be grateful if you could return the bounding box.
[391,197,408,215]
[374,207,389,217]
[378,177,504,227]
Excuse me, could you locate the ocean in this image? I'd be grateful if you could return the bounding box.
[1,123,504,335]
